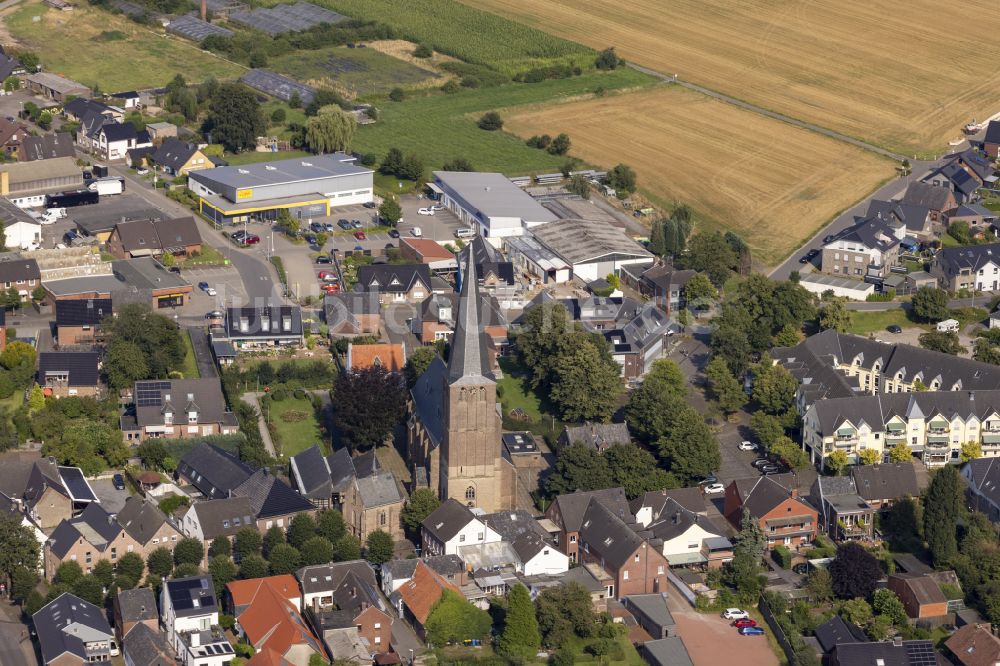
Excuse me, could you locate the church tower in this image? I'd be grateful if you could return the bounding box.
[440,248,512,511]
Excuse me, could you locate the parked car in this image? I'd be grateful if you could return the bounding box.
[352,219,363,228]
[337,219,352,230]
[739,626,765,636]
[410,227,422,237]
[242,234,260,245]
[323,222,335,232]
[304,233,318,244]
[417,207,435,216]
[762,467,787,476]
[363,201,376,208]
[198,282,217,296]
[698,474,719,486]
[354,230,366,240]
[823,234,835,243]
[321,283,339,294]
[723,609,749,620]
[318,271,338,282]
[792,563,809,575]
[388,229,400,238]
[310,222,324,233]
[63,230,78,244]
[703,483,725,494]
[738,441,757,451]
[205,310,223,320]
[315,255,332,264]
[231,230,248,240]
[112,474,125,491]
[799,248,820,263]
[887,324,903,333]
[430,204,444,211]
[353,245,364,252]
[733,619,757,628]
[385,243,395,249]
[136,168,149,176]
[752,458,771,469]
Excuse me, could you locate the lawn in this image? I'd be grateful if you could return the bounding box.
[496,357,565,440]
[176,331,200,379]
[847,308,931,336]
[182,244,227,267]
[269,45,442,97]
[465,0,1000,154]
[7,2,244,91]
[353,66,654,177]
[504,85,895,266]
[264,395,325,457]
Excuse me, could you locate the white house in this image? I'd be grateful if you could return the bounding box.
[420,499,502,556]
[161,575,235,666]
[483,510,569,576]
[4,219,41,251]
[648,507,726,566]
[93,122,151,161]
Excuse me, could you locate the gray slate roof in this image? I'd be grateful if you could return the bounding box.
[151,138,199,172]
[224,305,302,339]
[579,498,644,570]
[297,560,375,595]
[646,497,721,543]
[116,495,172,545]
[813,616,867,653]
[559,422,630,450]
[448,247,496,384]
[233,469,315,519]
[482,510,554,563]
[643,637,694,666]
[114,216,202,253]
[34,593,113,664]
[832,639,940,666]
[289,444,332,500]
[624,593,675,629]
[189,496,255,540]
[356,263,431,295]
[964,457,1000,508]
[177,442,254,499]
[116,587,158,629]
[937,242,1000,275]
[851,463,920,503]
[121,622,173,666]
[549,487,631,533]
[47,503,122,558]
[902,180,953,211]
[422,498,477,543]
[19,132,75,161]
[631,487,706,518]
[409,355,447,447]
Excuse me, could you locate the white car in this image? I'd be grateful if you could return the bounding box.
[738,441,757,451]
[723,608,749,620]
[703,483,725,494]
[136,168,149,175]
[410,227,423,237]
[109,639,119,657]
[430,204,444,211]
[417,207,435,216]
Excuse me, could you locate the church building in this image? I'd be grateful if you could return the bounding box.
[408,247,516,511]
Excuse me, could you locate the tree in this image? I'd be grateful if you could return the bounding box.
[333,534,361,562]
[424,590,492,646]
[233,527,263,562]
[545,444,612,496]
[819,297,852,332]
[604,443,677,499]
[378,197,402,225]
[96,560,117,588]
[684,273,717,306]
[1,341,35,370]
[401,488,440,537]
[288,91,302,109]
[826,449,849,475]
[332,366,406,451]
[286,513,316,550]
[315,509,347,544]
[300,536,334,566]
[829,542,881,599]
[441,156,474,171]
[750,412,785,450]
[238,554,268,580]
[268,544,301,575]
[56,560,84,587]
[380,147,404,176]
[27,384,44,413]
[209,555,237,595]
[399,153,424,181]
[962,440,983,462]
[263,526,286,558]
[516,302,573,388]
[840,598,874,628]
[727,508,766,600]
[209,537,232,559]
[805,568,833,603]
[924,464,963,566]
[658,408,721,483]
[623,359,686,441]
[872,588,907,626]
[549,333,621,422]
[365,530,394,565]
[147,547,174,578]
[204,83,265,152]
[911,287,950,322]
[705,357,746,414]
[594,47,621,70]
[752,361,798,416]
[547,133,571,155]
[881,496,922,552]
[102,305,185,387]
[117,552,145,585]
[270,107,286,123]
[535,582,597,648]
[567,174,590,199]
[0,518,40,585]
[919,330,965,355]
[498,583,541,659]
[173,538,205,568]
[605,164,636,195]
[404,346,439,388]
[304,106,356,154]
[859,448,882,466]
[887,441,912,463]
[648,219,666,256]
[770,436,811,469]
[72,575,105,606]
[477,111,503,131]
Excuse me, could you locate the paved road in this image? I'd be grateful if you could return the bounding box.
[0,602,36,666]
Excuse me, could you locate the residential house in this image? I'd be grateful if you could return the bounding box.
[161,576,233,666]
[851,462,920,509]
[145,122,177,142]
[888,573,949,619]
[113,587,159,641]
[37,351,102,398]
[44,503,141,580]
[802,389,1000,468]
[179,496,255,564]
[226,576,324,666]
[723,475,818,551]
[34,593,115,665]
[421,498,502,556]
[813,616,868,656]
[176,443,254,500]
[924,161,981,204]
[90,122,152,161]
[830,639,940,666]
[544,487,631,563]
[346,342,405,373]
[380,555,466,599]
[0,256,41,300]
[0,52,23,82]
[116,495,183,554]
[18,132,76,162]
[945,203,998,232]
[622,593,676,639]
[397,560,461,640]
[632,488,707,527]
[618,261,696,314]
[398,238,459,273]
[482,510,569,576]
[23,457,99,529]
[600,303,677,379]
[325,447,404,542]
[63,98,119,124]
[947,149,996,186]
[556,422,630,452]
[467,235,516,297]
[289,444,333,509]
[150,138,211,176]
[232,468,317,534]
[55,298,112,346]
[945,623,1000,666]
[0,118,31,155]
[121,622,174,666]
[577,498,669,599]
[412,291,507,346]
[933,243,1000,292]
[984,120,1000,159]
[218,306,304,350]
[645,497,731,568]
[107,216,203,260]
[810,476,875,541]
[120,378,239,443]
[863,199,934,240]
[963,456,1000,522]
[902,180,957,222]
[820,214,905,279]
[356,264,434,304]
[323,292,381,337]
[297,561,393,653]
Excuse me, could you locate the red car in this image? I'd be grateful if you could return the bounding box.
[241,234,261,245]
[318,271,338,282]
[354,230,366,240]
[733,619,757,628]
[321,283,340,294]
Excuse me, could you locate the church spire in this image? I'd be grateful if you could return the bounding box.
[447,246,495,384]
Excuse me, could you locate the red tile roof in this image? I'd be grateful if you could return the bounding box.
[226,576,322,659]
[398,560,460,625]
[348,343,405,373]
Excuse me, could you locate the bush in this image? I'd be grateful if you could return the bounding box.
[388,87,405,102]
[772,544,792,569]
[477,111,504,131]
[413,43,432,58]
[270,108,286,123]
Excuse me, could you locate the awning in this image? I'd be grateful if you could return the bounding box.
[927,435,950,443]
[837,427,856,436]
[666,552,707,565]
[426,182,444,195]
[983,434,1000,444]
[767,516,813,528]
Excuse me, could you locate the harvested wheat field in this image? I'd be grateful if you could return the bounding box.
[467,0,1000,155]
[505,86,894,266]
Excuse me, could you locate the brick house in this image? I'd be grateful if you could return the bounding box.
[887,573,949,619]
[397,560,460,641]
[44,503,143,580]
[544,487,631,563]
[356,264,434,304]
[297,561,393,652]
[120,378,239,443]
[23,458,99,530]
[346,342,405,373]
[724,474,818,551]
[107,216,203,260]
[115,495,183,554]
[113,587,158,641]
[945,623,1000,666]
[226,575,325,665]
[323,292,381,337]
[55,298,111,346]
[35,593,114,665]
[37,351,102,398]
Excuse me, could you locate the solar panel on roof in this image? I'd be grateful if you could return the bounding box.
[905,643,938,666]
[60,467,98,502]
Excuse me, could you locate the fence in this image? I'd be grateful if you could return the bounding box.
[758,597,797,665]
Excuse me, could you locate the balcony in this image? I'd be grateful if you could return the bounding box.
[928,427,949,435]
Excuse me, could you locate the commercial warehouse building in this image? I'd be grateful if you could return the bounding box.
[43,257,192,309]
[187,153,373,224]
[0,157,83,205]
[430,171,557,246]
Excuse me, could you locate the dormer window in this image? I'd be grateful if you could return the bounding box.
[282,316,291,331]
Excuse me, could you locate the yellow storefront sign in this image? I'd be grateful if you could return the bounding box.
[236,189,253,200]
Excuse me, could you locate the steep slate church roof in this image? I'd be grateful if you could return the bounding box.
[448,248,495,384]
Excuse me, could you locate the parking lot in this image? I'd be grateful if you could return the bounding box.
[183,266,249,315]
[90,476,130,514]
[666,594,779,666]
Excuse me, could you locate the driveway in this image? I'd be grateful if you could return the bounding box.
[666,593,779,666]
[90,477,130,514]
[0,601,36,666]
[185,326,218,379]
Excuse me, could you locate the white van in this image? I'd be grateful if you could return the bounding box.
[936,318,960,333]
[410,227,422,237]
[454,228,474,239]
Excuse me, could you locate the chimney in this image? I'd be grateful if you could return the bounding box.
[190,632,200,648]
[200,0,206,21]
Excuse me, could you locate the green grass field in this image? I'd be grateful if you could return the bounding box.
[269,46,441,96]
[848,309,930,336]
[277,0,593,75]
[265,396,324,457]
[176,331,201,379]
[7,2,244,91]
[354,67,654,175]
